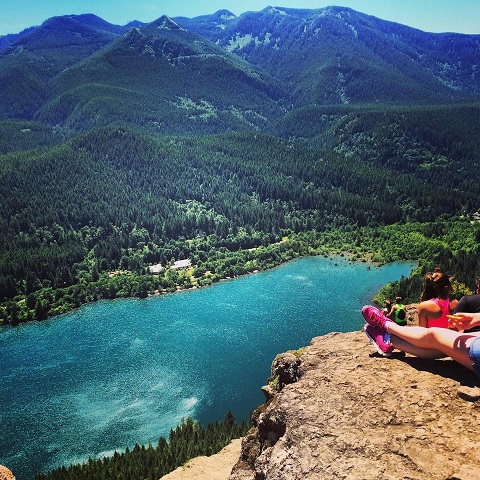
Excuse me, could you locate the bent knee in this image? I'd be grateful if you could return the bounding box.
[427,326,457,346]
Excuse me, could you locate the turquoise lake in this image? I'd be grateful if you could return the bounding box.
[0,256,415,479]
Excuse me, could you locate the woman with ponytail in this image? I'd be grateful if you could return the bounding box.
[417,273,458,329]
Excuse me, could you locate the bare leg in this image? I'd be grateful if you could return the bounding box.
[387,323,479,371]
[390,336,446,359]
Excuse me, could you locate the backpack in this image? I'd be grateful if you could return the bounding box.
[396,305,406,321]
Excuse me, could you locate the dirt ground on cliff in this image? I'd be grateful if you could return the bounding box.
[0,465,15,480]
[160,438,241,480]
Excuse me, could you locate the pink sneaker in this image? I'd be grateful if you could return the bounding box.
[362,305,391,333]
[365,324,394,357]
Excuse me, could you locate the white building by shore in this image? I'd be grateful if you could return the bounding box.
[171,259,191,270]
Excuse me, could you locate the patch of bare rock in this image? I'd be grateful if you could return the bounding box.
[0,465,15,480]
[161,439,242,480]
[229,330,480,480]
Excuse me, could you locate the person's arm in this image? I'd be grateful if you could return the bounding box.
[417,302,429,328]
[449,298,459,312]
[452,312,480,330]
[386,305,396,318]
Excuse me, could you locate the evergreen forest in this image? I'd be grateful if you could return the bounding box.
[35,413,249,480]
[2,102,480,324]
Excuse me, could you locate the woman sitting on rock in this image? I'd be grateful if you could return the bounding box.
[417,272,458,328]
[362,305,480,379]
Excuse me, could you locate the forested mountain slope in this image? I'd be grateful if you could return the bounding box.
[2,104,480,324]
[1,6,479,132]
[0,15,128,120]
[0,15,284,134]
[268,103,480,209]
[183,6,480,106]
[174,9,237,40]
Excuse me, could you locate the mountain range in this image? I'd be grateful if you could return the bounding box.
[1,6,479,134]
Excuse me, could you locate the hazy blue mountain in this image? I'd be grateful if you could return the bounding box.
[1,6,479,131]
[182,6,480,106]
[32,16,284,133]
[173,9,237,39]
[1,14,125,65]
[124,20,147,29]
[0,15,127,119]
[0,26,37,51]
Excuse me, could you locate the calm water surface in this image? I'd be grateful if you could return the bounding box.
[0,256,415,479]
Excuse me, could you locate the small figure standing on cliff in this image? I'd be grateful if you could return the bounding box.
[362,305,480,378]
[386,297,407,326]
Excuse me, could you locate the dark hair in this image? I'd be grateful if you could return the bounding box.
[420,273,436,302]
[432,273,452,299]
[475,275,480,291]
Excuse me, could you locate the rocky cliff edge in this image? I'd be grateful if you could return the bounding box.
[228,329,480,480]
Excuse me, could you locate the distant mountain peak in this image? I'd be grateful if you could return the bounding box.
[214,9,236,20]
[124,20,145,29]
[148,15,184,31]
[64,13,104,23]
[264,6,289,15]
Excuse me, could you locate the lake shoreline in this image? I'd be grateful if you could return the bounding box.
[1,249,388,328]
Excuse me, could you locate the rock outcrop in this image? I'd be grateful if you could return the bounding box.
[0,465,15,480]
[228,330,480,480]
[162,439,242,480]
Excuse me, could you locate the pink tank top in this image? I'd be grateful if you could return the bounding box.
[427,298,450,328]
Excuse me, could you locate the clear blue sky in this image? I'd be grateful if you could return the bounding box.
[0,0,479,36]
